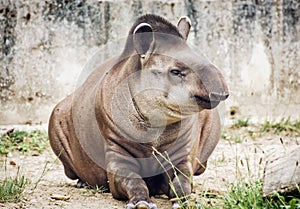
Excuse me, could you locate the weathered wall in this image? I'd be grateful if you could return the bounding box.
[0,0,299,125]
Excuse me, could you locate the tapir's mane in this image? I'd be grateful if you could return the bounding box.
[121,14,183,56]
[129,14,182,37]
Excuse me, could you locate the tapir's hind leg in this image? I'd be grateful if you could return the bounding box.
[50,129,87,188]
[49,130,77,180]
[48,98,109,189]
[48,107,79,181]
[49,123,108,189]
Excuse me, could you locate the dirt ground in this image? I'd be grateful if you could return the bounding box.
[0,124,299,209]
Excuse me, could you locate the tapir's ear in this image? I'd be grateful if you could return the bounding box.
[133,23,154,57]
[177,16,191,41]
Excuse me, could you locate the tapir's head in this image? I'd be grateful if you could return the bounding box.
[123,14,229,125]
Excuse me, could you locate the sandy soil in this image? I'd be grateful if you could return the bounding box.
[0,125,299,209]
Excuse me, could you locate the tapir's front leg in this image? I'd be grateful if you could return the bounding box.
[106,150,157,209]
[169,158,201,209]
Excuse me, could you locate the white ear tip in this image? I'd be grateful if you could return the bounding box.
[133,23,152,34]
[177,16,191,26]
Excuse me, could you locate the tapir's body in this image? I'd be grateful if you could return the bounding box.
[49,14,228,209]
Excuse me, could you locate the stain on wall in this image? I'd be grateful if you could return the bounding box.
[0,0,299,124]
[42,0,111,46]
[0,1,17,102]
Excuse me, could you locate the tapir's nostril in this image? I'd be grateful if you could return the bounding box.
[209,92,229,101]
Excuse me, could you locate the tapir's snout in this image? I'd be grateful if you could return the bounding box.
[193,91,229,109]
[193,95,224,109]
[209,91,229,102]
[191,63,229,109]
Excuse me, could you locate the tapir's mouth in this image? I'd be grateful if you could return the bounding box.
[193,95,220,109]
[193,91,229,109]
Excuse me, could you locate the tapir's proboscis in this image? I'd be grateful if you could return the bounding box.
[49,14,229,209]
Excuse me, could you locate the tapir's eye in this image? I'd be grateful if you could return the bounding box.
[170,69,185,78]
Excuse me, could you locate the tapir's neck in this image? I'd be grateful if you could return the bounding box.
[98,54,198,152]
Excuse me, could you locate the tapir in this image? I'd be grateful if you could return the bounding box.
[48,14,229,209]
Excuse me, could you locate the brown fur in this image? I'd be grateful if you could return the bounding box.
[49,14,228,207]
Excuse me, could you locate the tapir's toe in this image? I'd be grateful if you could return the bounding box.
[125,201,158,209]
[76,179,86,188]
[171,202,180,209]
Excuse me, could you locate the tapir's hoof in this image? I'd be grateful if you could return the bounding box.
[76,179,86,188]
[171,202,181,209]
[125,201,158,209]
[171,201,202,209]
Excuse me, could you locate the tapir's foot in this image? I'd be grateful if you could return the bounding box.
[125,201,158,209]
[171,201,202,209]
[76,179,86,188]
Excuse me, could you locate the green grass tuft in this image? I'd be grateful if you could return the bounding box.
[260,118,300,135]
[230,118,250,129]
[222,117,300,143]
[0,169,30,203]
[0,129,49,155]
[220,180,300,209]
[90,185,108,194]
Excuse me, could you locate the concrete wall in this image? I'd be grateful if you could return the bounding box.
[0,0,299,125]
